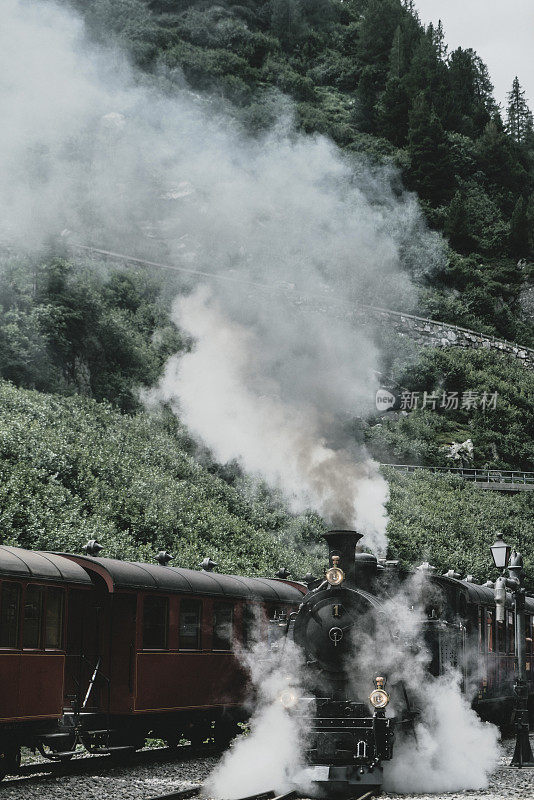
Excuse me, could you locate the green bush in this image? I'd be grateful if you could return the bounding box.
[385,469,534,588]
[0,381,324,576]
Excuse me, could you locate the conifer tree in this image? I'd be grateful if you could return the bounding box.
[447,49,496,137]
[509,197,529,257]
[433,20,447,61]
[527,193,534,254]
[377,76,410,145]
[477,117,529,204]
[357,0,403,73]
[445,191,472,253]
[405,26,449,119]
[506,77,533,144]
[270,0,305,47]
[389,25,406,79]
[356,65,382,133]
[407,93,452,204]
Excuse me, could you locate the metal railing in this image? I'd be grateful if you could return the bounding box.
[382,464,534,485]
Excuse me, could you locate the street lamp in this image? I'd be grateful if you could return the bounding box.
[490,535,534,768]
[490,532,511,570]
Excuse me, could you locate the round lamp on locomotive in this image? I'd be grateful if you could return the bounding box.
[369,677,390,710]
[326,555,345,586]
[490,532,511,570]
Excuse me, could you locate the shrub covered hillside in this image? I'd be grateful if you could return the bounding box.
[1,380,532,584]
[385,468,534,589]
[0,380,325,575]
[366,347,534,470]
[0,256,182,412]
[66,0,534,342]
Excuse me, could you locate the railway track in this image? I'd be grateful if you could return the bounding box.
[1,743,220,788]
[144,787,375,800]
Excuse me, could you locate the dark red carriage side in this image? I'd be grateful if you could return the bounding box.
[0,546,93,771]
[58,552,306,748]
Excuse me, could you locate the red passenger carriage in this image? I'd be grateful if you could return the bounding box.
[0,544,305,776]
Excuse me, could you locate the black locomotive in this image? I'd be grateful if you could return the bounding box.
[279,529,534,798]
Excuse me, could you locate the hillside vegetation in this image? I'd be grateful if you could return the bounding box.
[67,0,534,343]
[1,379,532,584]
[0,0,533,576]
[0,380,324,575]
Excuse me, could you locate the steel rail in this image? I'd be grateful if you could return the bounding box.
[145,790,300,800]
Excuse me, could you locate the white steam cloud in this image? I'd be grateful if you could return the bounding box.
[352,574,501,793]
[1,0,446,547]
[206,639,309,799]
[151,287,390,551]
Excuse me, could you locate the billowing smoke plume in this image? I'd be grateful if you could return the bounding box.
[352,574,501,793]
[150,287,390,550]
[206,639,310,799]
[2,0,447,547]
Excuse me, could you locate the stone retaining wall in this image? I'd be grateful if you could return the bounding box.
[363,306,534,370]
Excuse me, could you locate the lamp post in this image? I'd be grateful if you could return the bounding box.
[490,533,534,767]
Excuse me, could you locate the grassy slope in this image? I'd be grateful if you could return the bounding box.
[1,380,532,583]
[0,380,323,576]
[385,469,534,587]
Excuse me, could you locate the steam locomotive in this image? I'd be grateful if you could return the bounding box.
[278,529,534,798]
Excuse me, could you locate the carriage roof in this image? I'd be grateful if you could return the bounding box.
[0,545,92,585]
[58,552,306,602]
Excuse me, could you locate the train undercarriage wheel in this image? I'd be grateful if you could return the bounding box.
[37,732,77,762]
[0,745,21,779]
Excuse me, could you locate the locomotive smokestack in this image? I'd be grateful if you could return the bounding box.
[322,529,363,585]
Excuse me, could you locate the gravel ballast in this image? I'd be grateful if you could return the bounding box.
[3,737,533,800]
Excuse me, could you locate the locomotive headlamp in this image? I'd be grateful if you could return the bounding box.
[326,555,345,586]
[279,688,300,709]
[369,688,389,709]
[369,676,389,709]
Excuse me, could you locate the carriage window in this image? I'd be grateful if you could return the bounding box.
[45,588,64,649]
[485,609,494,653]
[243,604,258,650]
[142,596,168,649]
[213,603,233,651]
[23,585,44,648]
[477,606,484,652]
[0,582,21,648]
[179,599,202,650]
[507,610,515,656]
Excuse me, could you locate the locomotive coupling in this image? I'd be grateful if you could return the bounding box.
[369,677,390,709]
